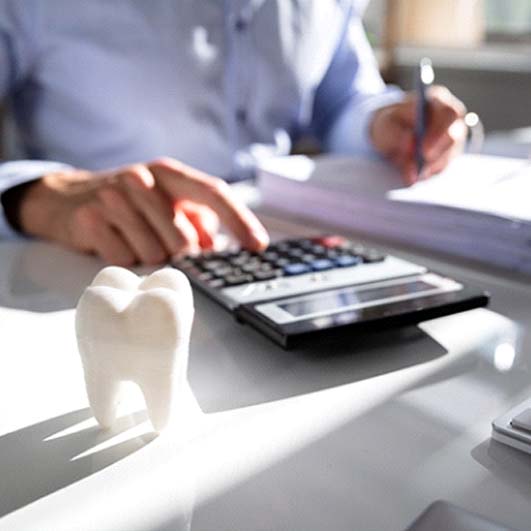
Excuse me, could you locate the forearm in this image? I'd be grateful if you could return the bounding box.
[323,88,405,157]
[1,179,40,233]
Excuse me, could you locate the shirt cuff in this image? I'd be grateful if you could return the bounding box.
[0,161,73,239]
[324,87,405,159]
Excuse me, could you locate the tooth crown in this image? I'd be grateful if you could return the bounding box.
[75,267,195,433]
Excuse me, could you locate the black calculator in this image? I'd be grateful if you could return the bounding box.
[172,235,489,348]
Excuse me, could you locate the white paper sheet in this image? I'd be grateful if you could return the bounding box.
[389,155,531,222]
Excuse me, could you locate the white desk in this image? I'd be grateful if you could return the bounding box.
[1,213,530,531]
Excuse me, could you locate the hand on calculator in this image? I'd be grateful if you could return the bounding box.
[174,235,385,290]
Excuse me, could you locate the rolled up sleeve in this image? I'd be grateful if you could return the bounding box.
[0,161,73,238]
[311,4,404,158]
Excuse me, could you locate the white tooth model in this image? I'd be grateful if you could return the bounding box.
[75,266,194,433]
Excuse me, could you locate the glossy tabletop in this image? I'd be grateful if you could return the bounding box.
[0,211,530,531]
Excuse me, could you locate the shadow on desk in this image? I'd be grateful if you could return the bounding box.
[0,408,155,517]
[471,438,531,500]
[190,292,449,413]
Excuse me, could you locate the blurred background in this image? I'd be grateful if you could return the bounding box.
[1,1,530,159]
[364,0,531,157]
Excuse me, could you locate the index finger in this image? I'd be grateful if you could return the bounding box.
[149,158,269,251]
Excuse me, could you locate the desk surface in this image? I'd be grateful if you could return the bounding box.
[1,212,531,531]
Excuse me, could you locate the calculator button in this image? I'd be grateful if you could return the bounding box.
[324,249,340,259]
[282,238,301,247]
[176,262,200,274]
[197,271,215,282]
[362,249,386,263]
[202,259,227,271]
[275,257,291,267]
[348,243,367,255]
[242,261,262,273]
[258,262,274,271]
[229,256,250,267]
[310,259,335,271]
[174,258,195,269]
[310,244,326,255]
[184,266,204,277]
[298,239,315,250]
[275,242,291,253]
[301,253,316,263]
[213,265,234,277]
[207,278,226,289]
[253,269,282,281]
[334,255,362,267]
[287,248,305,258]
[313,235,347,248]
[283,263,311,276]
[197,250,215,260]
[225,274,254,286]
[214,250,234,258]
[262,251,280,262]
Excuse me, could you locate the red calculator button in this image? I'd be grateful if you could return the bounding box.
[312,235,347,248]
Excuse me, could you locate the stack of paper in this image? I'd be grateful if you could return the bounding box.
[257,154,531,273]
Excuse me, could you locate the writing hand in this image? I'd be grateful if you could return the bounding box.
[371,86,467,185]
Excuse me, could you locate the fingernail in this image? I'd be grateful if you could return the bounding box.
[419,167,430,180]
[252,228,269,250]
[173,243,200,259]
[199,233,214,250]
[404,167,416,186]
[188,242,201,256]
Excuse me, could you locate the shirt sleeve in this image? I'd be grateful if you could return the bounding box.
[0,2,73,238]
[0,161,74,238]
[311,3,404,158]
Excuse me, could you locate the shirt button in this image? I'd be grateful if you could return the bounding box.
[236,108,247,124]
[234,17,247,32]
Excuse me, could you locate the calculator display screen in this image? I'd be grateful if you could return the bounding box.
[278,280,434,318]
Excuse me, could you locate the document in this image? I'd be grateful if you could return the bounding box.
[389,155,531,222]
[257,153,531,273]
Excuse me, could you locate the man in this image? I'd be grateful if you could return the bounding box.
[0,0,466,265]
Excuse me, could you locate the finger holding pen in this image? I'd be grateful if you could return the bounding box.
[414,58,434,180]
[414,58,468,183]
[420,86,467,178]
[370,78,467,186]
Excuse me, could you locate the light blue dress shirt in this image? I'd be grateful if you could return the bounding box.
[0,0,402,237]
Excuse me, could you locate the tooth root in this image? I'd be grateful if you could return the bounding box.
[139,373,175,433]
[84,369,122,429]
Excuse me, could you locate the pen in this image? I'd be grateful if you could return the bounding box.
[415,57,434,179]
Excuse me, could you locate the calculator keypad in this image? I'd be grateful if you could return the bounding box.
[173,235,386,290]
